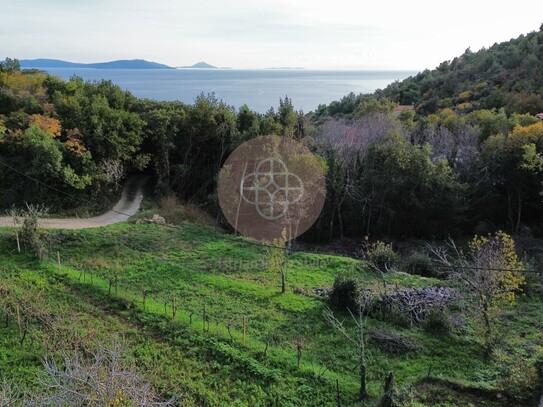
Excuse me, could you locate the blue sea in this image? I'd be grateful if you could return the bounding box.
[39,68,416,113]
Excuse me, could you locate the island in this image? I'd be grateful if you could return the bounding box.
[19,59,174,69]
[177,61,217,69]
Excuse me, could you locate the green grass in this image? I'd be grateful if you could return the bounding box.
[0,222,542,406]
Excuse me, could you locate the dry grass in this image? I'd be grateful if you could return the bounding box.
[157,196,215,226]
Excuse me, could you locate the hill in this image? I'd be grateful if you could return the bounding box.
[313,24,543,119]
[380,24,543,115]
[19,58,174,69]
[177,61,217,69]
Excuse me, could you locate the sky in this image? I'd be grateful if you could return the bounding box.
[1,0,541,70]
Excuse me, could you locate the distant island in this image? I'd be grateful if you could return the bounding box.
[20,59,174,69]
[177,61,218,69]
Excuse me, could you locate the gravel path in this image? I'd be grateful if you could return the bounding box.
[0,176,148,229]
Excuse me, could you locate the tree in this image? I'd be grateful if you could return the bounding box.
[236,104,261,141]
[323,292,369,402]
[1,342,176,406]
[481,122,543,232]
[268,229,289,294]
[355,97,396,118]
[429,232,525,353]
[0,57,20,73]
[8,203,49,259]
[361,132,466,237]
[316,115,397,239]
[23,125,63,179]
[277,96,297,137]
[98,159,125,190]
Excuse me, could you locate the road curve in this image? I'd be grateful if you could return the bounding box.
[0,176,148,230]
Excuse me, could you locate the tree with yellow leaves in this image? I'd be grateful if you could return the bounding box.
[429,231,525,353]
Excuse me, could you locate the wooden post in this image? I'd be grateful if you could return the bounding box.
[172,295,177,320]
[427,364,433,379]
[242,316,246,346]
[203,303,206,332]
[15,231,20,253]
[114,270,118,296]
[16,304,22,340]
[57,251,62,273]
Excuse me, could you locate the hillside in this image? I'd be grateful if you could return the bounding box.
[19,58,174,69]
[313,24,543,119]
[1,219,542,406]
[379,24,543,115]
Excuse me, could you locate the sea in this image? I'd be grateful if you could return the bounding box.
[38,68,417,114]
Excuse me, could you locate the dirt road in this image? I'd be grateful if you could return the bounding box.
[0,176,148,229]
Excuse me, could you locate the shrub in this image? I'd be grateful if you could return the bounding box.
[406,252,437,278]
[377,371,417,407]
[493,348,542,401]
[422,309,452,336]
[367,241,399,272]
[524,272,543,301]
[329,272,361,312]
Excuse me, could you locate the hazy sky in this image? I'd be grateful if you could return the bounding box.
[1,0,541,70]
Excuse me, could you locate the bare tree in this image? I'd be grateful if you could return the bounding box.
[323,293,369,402]
[318,115,396,239]
[13,342,177,406]
[427,232,525,353]
[5,207,22,252]
[99,159,125,190]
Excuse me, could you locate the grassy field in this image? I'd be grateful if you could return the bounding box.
[0,219,542,406]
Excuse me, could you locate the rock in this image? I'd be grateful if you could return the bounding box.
[150,214,166,224]
[312,287,332,297]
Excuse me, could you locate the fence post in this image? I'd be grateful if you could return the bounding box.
[16,304,22,340]
[203,303,206,332]
[242,315,246,346]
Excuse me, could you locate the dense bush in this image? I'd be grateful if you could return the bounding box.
[524,272,543,301]
[406,252,438,278]
[422,309,452,336]
[493,348,543,401]
[328,272,362,312]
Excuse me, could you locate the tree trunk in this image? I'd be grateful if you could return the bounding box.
[329,207,335,241]
[338,203,344,239]
[359,362,367,401]
[480,295,493,356]
[516,189,522,233]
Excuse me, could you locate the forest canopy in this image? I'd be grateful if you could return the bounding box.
[1,24,543,240]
